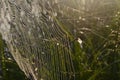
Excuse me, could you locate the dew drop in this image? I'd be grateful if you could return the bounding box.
[53,12,57,17]
[57,43,59,45]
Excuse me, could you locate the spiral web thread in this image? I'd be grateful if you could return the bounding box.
[0,0,119,80]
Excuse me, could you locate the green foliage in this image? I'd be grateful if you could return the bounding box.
[72,11,120,80]
[1,11,120,80]
[0,1,120,80]
[0,35,27,80]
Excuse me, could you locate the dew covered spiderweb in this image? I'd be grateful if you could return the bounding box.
[0,0,119,80]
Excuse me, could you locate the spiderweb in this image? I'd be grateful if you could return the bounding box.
[0,0,119,80]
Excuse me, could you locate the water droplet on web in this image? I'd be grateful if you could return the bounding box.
[54,0,58,3]
[77,20,79,23]
[35,68,38,71]
[28,28,32,35]
[79,31,84,34]
[41,78,44,80]
[47,1,50,5]
[79,16,82,20]
[115,14,118,17]
[82,18,86,21]
[117,11,120,14]
[53,12,57,17]
[20,11,25,17]
[41,52,45,54]
[97,17,101,20]
[105,25,109,28]
[77,38,82,44]
[77,38,83,48]
[49,16,51,20]
[32,62,35,64]
[8,57,12,60]
[57,43,59,45]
